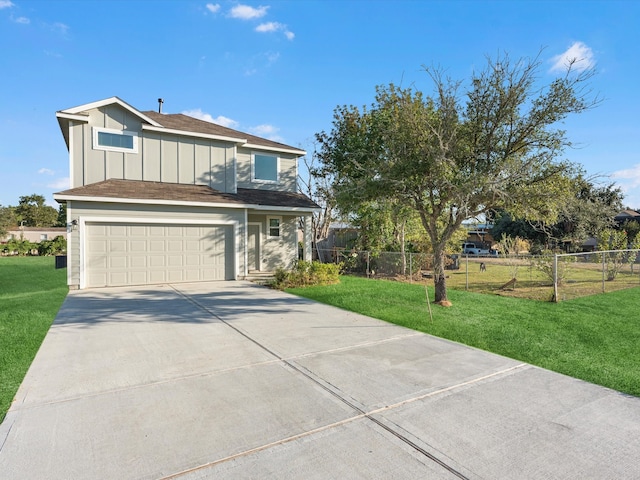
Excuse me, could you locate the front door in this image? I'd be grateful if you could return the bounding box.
[248,224,260,272]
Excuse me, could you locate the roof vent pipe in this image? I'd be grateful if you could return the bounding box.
[158,98,164,113]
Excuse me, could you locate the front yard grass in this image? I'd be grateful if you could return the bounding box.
[0,256,68,422]
[287,275,640,397]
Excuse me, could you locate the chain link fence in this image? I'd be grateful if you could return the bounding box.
[314,248,640,302]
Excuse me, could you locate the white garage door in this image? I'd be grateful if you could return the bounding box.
[86,223,233,288]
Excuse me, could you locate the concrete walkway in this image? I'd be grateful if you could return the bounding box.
[1,281,639,479]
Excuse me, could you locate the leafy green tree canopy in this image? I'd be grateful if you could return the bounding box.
[15,194,58,227]
[316,52,599,303]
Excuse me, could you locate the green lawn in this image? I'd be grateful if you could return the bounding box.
[287,275,640,397]
[0,256,68,422]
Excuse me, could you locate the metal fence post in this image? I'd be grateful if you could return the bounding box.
[465,254,469,291]
[366,251,370,277]
[409,253,412,283]
[602,251,606,293]
[553,254,558,302]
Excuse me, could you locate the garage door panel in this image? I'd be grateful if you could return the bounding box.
[86,223,232,287]
[130,271,148,285]
[108,272,128,286]
[110,225,128,236]
[149,255,166,267]
[149,240,165,252]
[130,240,146,252]
[131,256,147,268]
[109,256,127,268]
[148,270,166,283]
[168,255,183,267]
[167,240,182,251]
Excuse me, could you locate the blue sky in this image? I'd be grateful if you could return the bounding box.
[1,0,639,210]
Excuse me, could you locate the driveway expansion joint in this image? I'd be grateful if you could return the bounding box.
[169,284,483,479]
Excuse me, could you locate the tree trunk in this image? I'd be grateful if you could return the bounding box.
[432,243,448,303]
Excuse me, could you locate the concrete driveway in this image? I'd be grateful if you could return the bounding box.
[1,281,639,479]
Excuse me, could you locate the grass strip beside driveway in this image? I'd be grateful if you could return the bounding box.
[0,257,68,422]
[287,275,640,397]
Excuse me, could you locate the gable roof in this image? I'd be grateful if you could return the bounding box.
[142,111,304,154]
[54,179,320,212]
[56,97,306,156]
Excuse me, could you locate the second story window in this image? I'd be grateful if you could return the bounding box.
[252,153,279,183]
[93,127,138,154]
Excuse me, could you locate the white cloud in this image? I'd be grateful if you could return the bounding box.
[265,51,280,64]
[38,168,55,175]
[612,164,640,188]
[212,115,240,128]
[249,124,283,142]
[256,21,294,40]
[47,177,70,190]
[52,22,69,34]
[256,21,280,33]
[550,41,595,73]
[230,4,269,20]
[0,0,14,9]
[611,165,640,208]
[12,15,29,24]
[205,3,220,14]
[181,109,239,128]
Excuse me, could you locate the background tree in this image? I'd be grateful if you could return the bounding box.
[298,150,337,255]
[15,194,58,227]
[317,52,598,304]
[621,219,640,243]
[491,176,623,252]
[0,205,17,238]
[598,228,640,280]
[56,203,67,227]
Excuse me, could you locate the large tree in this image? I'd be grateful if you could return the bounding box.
[15,194,59,227]
[316,53,598,304]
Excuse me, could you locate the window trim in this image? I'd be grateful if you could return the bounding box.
[267,216,282,238]
[251,152,279,184]
[92,127,139,154]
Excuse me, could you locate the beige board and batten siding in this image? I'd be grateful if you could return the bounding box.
[71,104,236,192]
[236,147,297,192]
[248,213,298,272]
[67,201,244,289]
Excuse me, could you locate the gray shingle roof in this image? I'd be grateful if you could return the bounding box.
[142,111,304,153]
[55,179,319,210]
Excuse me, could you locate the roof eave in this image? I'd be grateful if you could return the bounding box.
[58,96,163,127]
[53,193,319,213]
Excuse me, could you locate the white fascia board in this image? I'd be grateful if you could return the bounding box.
[52,194,319,214]
[56,112,89,122]
[142,124,247,144]
[244,143,306,156]
[59,97,163,127]
[250,204,321,214]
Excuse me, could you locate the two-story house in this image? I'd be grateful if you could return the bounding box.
[53,97,318,289]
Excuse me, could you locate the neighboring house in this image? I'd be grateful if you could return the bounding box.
[614,209,640,226]
[2,227,67,243]
[53,97,319,289]
[462,222,495,247]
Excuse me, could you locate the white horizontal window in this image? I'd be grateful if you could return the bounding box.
[93,127,139,153]
[252,152,279,183]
